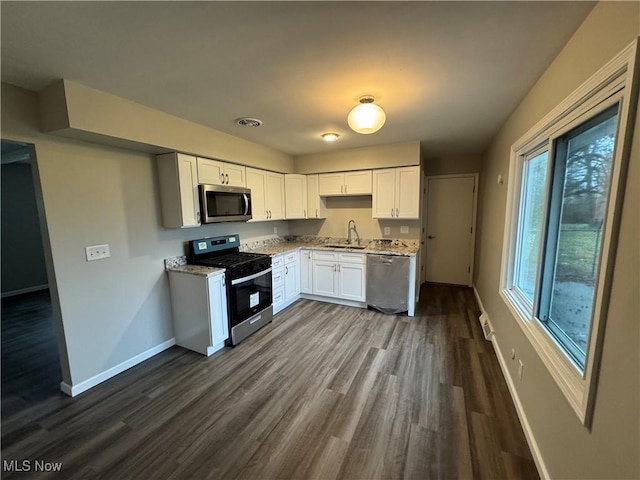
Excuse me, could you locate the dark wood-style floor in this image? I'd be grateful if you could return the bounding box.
[1,289,62,418]
[1,284,538,479]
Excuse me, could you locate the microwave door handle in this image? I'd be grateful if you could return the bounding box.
[243,194,250,215]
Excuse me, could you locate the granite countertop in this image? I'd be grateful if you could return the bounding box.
[242,236,419,257]
[163,255,225,276]
[167,264,225,277]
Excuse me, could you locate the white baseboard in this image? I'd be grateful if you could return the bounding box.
[473,285,549,480]
[1,284,49,298]
[60,338,176,397]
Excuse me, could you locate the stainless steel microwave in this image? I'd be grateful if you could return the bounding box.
[199,184,252,223]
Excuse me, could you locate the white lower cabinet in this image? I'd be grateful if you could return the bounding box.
[168,270,228,356]
[312,260,339,297]
[300,250,313,293]
[338,261,366,302]
[311,251,366,302]
[272,251,300,314]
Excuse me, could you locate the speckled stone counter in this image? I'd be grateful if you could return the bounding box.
[241,236,419,257]
[164,255,224,276]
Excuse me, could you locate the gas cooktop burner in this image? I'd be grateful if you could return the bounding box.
[188,235,271,280]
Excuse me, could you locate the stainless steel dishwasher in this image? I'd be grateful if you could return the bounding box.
[366,255,410,314]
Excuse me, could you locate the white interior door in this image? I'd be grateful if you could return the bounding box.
[425,175,477,286]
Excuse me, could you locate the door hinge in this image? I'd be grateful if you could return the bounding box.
[473,184,476,193]
[468,266,471,273]
[470,226,473,234]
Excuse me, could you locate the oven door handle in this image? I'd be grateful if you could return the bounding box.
[231,267,272,285]
[242,193,250,216]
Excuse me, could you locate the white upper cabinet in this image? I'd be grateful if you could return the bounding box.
[246,167,267,221]
[285,174,308,219]
[344,170,372,195]
[266,172,285,220]
[306,175,326,219]
[318,170,372,196]
[157,152,201,228]
[372,166,420,219]
[246,167,284,221]
[197,157,246,187]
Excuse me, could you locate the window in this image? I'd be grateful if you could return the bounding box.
[500,40,638,425]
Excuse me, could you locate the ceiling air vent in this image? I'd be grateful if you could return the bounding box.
[235,118,263,127]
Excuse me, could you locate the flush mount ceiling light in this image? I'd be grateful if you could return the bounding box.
[347,96,386,134]
[235,117,263,127]
[321,133,340,142]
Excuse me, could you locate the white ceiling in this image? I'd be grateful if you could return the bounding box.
[1,1,594,157]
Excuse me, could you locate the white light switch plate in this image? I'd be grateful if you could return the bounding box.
[400,226,409,234]
[383,227,390,236]
[85,244,111,261]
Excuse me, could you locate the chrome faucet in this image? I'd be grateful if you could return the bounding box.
[347,219,361,245]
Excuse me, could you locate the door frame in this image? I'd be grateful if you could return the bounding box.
[425,173,479,287]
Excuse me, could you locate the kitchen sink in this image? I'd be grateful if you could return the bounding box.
[325,244,367,250]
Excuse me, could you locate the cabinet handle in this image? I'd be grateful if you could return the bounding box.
[226,173,230,184]
[316,209,318,218]
[396,208,399,217]
[391,208,394,217]
[285,266,288,274]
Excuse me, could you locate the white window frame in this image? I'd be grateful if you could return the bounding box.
[500,40,638,426]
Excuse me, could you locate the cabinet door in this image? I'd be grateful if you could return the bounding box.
[312,261,338,297]
[224,164,246,187]
[300,250,312,294]
[396,166,420,219]
[306,175,326,219]
[318,173,344,196]
[178,155,201,227]
[197,158,225,185]
[207,274,229,344]
[338,263,366,302]
[284,262,299,302]
[157,153,201,228]
[345,170,372,195]
[246,167,267,221]
[372,169,397,219]
[285,174,308,219]
[266,172,285,220]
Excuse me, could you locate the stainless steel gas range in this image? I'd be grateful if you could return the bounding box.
[188,235,273,346]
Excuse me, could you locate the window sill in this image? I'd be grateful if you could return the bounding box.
[499,288,589,425]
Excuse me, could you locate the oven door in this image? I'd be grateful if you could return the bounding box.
[228,268,273,328]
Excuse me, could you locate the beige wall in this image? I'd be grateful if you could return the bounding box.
[475,3,639,479]
[424,154,481,176]
[2,82,289,388]
[40,80,294,173]
[288,196,421,240]
[293,141,420,174]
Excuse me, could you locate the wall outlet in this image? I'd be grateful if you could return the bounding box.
[518,360,524,380]
[383,227,390,236]
[85,244,111,262]
[400,225,409,234]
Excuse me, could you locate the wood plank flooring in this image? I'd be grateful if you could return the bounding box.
[1,290,62,418]
[1,284,539,479]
